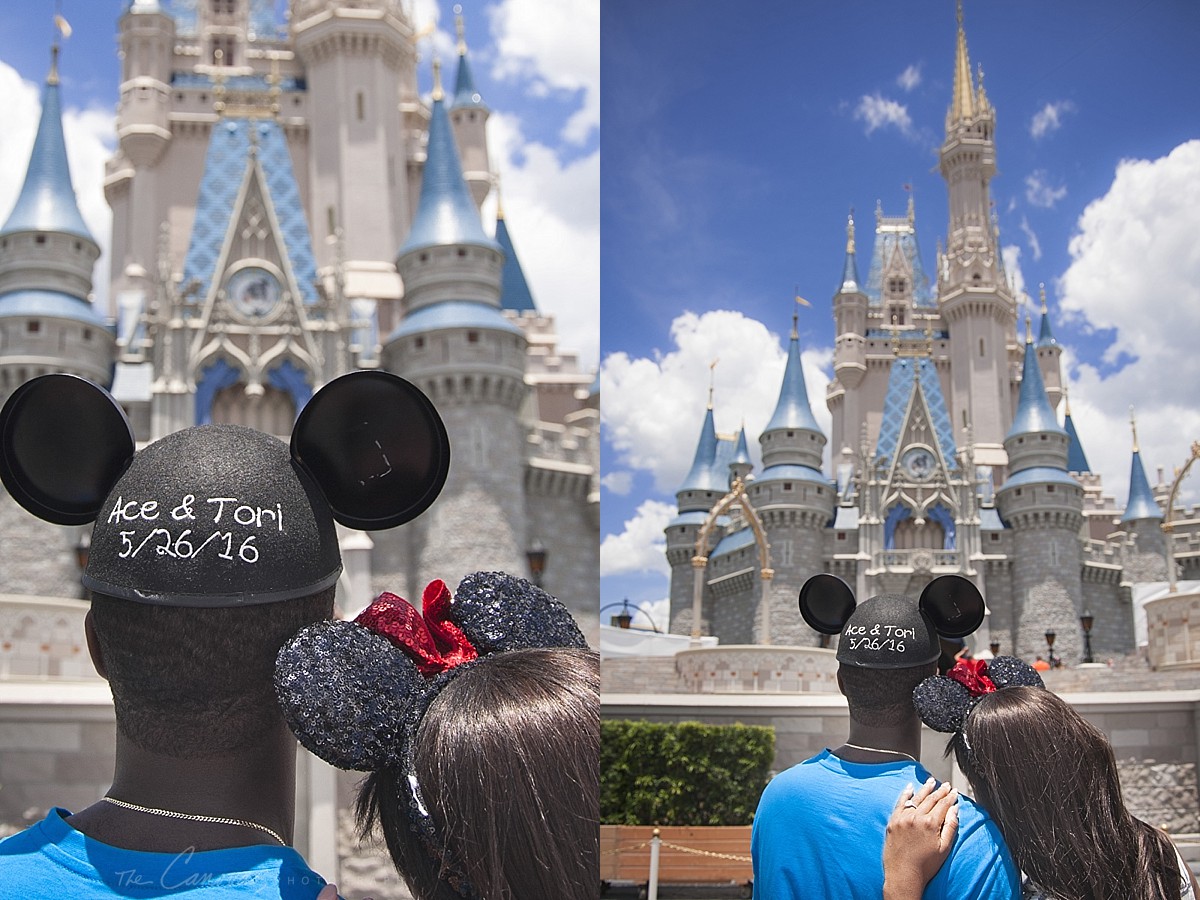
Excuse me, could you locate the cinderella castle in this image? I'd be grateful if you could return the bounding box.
[0,0,598,638]
[665,5,1194,666]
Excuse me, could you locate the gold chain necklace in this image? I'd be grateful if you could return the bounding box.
[102,796,286,846]
[840,742,919,763]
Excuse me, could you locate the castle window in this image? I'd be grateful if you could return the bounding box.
[26,321,39,333]
[783,482,793,491]
[467,331,479,343]
[457,248,467,257]
[1046,485,1055,492]
[74,241,81,251]
[211,35,235,66]
[415,336,424,349]
[419,252,429,263]
[979,338,985,357]
[326,206,336,236]
[83,329,92,341]
[35,235,46,245]
[356,92,365,121]
[837,532,846,541]
[990,533,1000,541]
[1015,488,1022,497]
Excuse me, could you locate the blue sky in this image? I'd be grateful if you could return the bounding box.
[0,0,598,369]
[600,0,1200,626]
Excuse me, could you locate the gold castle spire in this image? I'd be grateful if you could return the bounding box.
[951,0,977,123]
[454,4,467,56]
[1130,407,1140,453]
[431,57,444,102]
[846,211,855,255]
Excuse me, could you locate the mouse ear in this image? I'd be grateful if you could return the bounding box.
[291,370,451,530]
[919,575,985,638]
[798,573,857,635]
[275,619,427,771]
[0,374,134,525]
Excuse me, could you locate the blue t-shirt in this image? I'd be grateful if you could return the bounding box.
[751,750,1020,900]
[0,808,330,898]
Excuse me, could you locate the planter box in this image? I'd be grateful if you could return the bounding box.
[600,824,753,889]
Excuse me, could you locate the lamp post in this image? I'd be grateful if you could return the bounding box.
[1044,629,1057,669]
[613,599,633,629]
[989,640,1000,657]
[1080,610,1095,664]
[526,538,547,588]
[600,600,661,633]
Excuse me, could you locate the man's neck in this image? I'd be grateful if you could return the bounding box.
[837,718,923,764]
[67,723,297,851]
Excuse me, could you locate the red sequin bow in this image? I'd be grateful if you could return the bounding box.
[947,658,996,698]
[355,580,479,677]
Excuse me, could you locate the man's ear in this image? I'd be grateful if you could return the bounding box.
[835,667,845,698]
[84,609,107,682]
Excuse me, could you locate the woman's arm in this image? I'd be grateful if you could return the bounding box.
[883,778,960,900]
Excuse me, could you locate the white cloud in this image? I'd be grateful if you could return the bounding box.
[1002,244,1026,298]
[488,0,599,145]
[601,470,633,496]
[0,63,114,316]
[1018,216,1042,261]
[599,499,676,577]
[1030,100,1075,139]
[854,93,913,137]
[1025,169,1067,209]
[601,309,831,493]
[897,64,922,92]
[1059,140,1200,505]
[486,113,599,370]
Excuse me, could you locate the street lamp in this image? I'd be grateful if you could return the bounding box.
[526,538,547,588]
[989,640,1000,657]
[1080,610,1095,664]
[613,599,633,629]
[1044,629,1057,669]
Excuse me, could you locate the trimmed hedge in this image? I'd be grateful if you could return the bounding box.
[601,719,775,826]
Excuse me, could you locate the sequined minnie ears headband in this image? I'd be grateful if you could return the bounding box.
[912,655,1045,744]
[273,571,588,893]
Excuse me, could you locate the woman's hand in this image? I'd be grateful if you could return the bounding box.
[882,778,959,900]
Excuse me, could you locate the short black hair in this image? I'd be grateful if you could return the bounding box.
[838,661,935,727]
[90,587,335,758]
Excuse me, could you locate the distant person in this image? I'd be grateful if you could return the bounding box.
[751,574,1019,899]
[1032,656,1051,672]
[885,656,1200,900]
[276,571,599,900]
[0,371,448,897]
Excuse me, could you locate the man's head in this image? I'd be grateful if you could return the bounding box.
[0,372,452,757]
[88,588,335,758]
[837,661,936,727]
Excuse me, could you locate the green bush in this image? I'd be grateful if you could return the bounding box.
[601,719,775,826]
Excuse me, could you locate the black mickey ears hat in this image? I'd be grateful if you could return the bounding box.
[798,573,985,669]
[0,371,450,607]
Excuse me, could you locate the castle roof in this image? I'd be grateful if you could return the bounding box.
[181,118,318,305]
[678,406,730,495]
[1121,448,1162,523]
[1037,286,1058,347]
[1008,335,1066,439]
[876,357,957,466]
[452,47,486,109]
[0,288,108,327]
[0,59,94,243]
[764,327,822,434]
[731,426,752,467]
[399,90,498,255]
[496,212,537,312]
[387,299,523,340]
[1064,408,1091,473]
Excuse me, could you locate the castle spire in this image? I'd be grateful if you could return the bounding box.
[1007,322,1065,440]
[0,42,94,242]
[1037,283,1057,346]
[839,211,860,293]
[1122,409,1162,523]
[765,311,821,435]
[397,62,496,255]
[1063,387,1092,474]
[950,0,977,124]
[495,185,537,313]
[451,4,486,109]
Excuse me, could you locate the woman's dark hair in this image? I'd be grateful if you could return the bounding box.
[954,686,1182,900]
[357,647,600,900]
[90,587,335,758]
